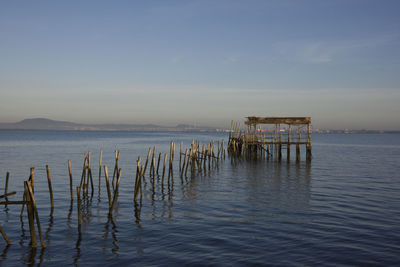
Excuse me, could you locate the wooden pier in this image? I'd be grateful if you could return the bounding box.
[228,116,312,161]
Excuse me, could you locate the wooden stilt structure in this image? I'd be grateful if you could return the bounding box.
[228,117,312,161]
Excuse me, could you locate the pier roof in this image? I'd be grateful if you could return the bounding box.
[245,116,311,125]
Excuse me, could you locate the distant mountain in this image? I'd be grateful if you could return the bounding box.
[0,118,218,132]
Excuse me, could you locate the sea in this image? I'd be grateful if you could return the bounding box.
[0,130,399,266]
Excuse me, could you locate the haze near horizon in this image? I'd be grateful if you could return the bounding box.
[1,0,399,130]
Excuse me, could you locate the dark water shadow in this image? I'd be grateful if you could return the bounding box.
[73,224,82,265]
[103,216,119,256]
[1,244,10,261]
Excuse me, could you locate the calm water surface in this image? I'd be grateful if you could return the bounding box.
[0,131,399,266]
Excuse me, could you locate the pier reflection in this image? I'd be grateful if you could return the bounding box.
[229,155,312,219]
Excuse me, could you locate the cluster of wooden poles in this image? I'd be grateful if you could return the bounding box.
[1,139,225,247]
[0,168,50,247]
[133,140,225,201]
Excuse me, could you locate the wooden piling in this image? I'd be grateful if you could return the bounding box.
[46,165,54,211]
[296,143,300,162]
[21,168,35,217]
[143,147,152,176]
[181,149,188,178]
[26,181,46,248]
[156,152,161,175]
[306,143,312,161]
[185,149,192,177]
[88,152,94,194]
[109,169,122,215]
[99,149,103,185]
[79,153,87,190]
[179,141,183,169]
[68,160,73,200]
[151,146,156,177]
[4,172,9,196]
[112,150,120,189]
[134,157,141,201]
[162,153,167,184]
[24,181,37,247]
[104,166,112,208]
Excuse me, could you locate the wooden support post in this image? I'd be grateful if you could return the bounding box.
[278,144,282,161]
[109,169,122,215]
[169,142,175,181]
[104,166,112,208]
[21,168,35,217]
[306,123,312,161]
[88,152,94,194]
[24,181,37,247]
[30,167,34,193]
[4,172,9,196]
[287,125,291,161]
[157,152,161,175]
[296,143,300,162]
[143,147,152,177]
[112,150,120,189]
[185,149,191,177]
[152,146,156,176]
[222,139,225,158]
[68,160,73,200]
[179,141,183,170]
[26,181,46,248]
[162,153,167,184]
[181,149,188,178]
[99,149,103,185]
[79,153,87,190]
[149,147,155,177]
[306,143,312,161]
[46,165,54,211]
[134,157,141,201]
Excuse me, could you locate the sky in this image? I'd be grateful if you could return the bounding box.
[1,0,399,130]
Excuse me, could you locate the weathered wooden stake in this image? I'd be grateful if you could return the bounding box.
[88,152,94,194]
[156,152,161,175]
[99,149,103,185]
[109,169,122,215]
[104,166,112,208]
[181,149,188,178]
[20,168,34,217]
[112,150,120,189]
[4,172,10,196]
[24,181,37,247]
[162,153,167,184]
[179,141,183,169]
[306,143,312,161]
[134,157,141,201]
[143,147,152,176]
[68,160,73,200]
[26,181,46,248]
[46,165,54,211]
[185,149,192,177]
[151,146,156,177]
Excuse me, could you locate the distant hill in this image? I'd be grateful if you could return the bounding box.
[0,118,218,132]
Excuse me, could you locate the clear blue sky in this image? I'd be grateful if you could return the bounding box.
[1,0,399,129]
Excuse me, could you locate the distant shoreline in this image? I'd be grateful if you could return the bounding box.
[0,118,399,133]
